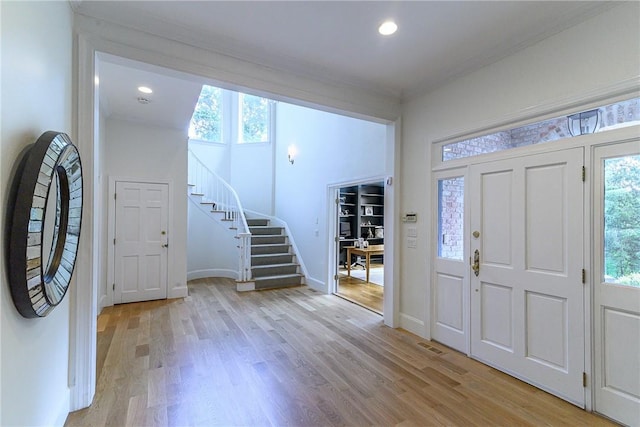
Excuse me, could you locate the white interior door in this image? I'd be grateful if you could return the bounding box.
[593,141,640,426]
[470,148,585,406]
[114,181,169,304]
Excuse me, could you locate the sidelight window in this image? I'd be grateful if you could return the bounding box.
[603,154,640,287]
[437,176,464,260]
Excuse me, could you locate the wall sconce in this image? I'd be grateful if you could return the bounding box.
[567,109,600,136]
[287,145,297,165]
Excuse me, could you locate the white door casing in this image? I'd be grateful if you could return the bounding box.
[469,148,585,406]
[114,181,169,304]
[593,141,640,427]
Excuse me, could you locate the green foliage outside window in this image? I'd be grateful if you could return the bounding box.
[604,155,640,287]
[240,94,269,143]
[189,85,222,142]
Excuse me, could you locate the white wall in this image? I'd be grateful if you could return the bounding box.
[189,140,230,182]
[230,142,274,214]
[275,102,387,291]
[102,119,188,305]
[187,200,239,279]
[1,2,74,425]
[399,2,640,336]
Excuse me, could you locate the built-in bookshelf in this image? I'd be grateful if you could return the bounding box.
[338,182,384,266]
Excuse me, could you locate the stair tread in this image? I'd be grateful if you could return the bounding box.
[251,253,292,258]
[254,273,303,281]
[252,243,290,247]
[252,262,298,269]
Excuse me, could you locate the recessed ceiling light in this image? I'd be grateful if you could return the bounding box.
[378,20,398,36]
[138,86,153,94]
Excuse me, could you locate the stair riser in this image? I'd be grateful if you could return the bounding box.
[250,227,284,235]
[255,275,303,290]
[251,236,287,245]
[252,254,294,266]
[251,245,290,255]
[252,265,298,278]
[246,219,269,227]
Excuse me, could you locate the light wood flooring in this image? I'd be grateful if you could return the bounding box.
[66,278,614,427]
[336,266,384,314]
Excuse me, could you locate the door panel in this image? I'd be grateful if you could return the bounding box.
[470,148,584,406]
[435,273,464,332]
[526,164,566,273]
[115,181,169,304]
[525,291,567,370]
[482,171,513,266]
[480,282,513,351]
[593,142,640,426]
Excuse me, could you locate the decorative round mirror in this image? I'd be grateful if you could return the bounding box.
[7,131,83,318]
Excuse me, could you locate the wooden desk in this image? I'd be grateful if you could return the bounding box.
[346,245,384,283]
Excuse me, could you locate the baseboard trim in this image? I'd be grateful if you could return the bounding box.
[399,313,427,338]
[168,286,189,299]
[187,269,238,281]
[305,276,327,293]
[236,281,256,292]
[53,389,71,427]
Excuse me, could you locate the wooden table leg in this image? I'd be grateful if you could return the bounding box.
[347,248,351,277]
[365,253,370,283]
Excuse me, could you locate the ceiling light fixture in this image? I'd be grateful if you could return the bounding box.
[138,86,153,94]
[378,20,398,36]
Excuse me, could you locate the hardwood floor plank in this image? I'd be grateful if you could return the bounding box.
[66,278,615,427]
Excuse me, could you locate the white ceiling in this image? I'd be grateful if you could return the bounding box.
[97,54,204,131]
[85,1,617,129]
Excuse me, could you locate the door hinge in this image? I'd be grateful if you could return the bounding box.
[113,238,116,245]
[112,283,115,291]
[114,192,117,200]
[583,372,587,387]
[334,274,339,281]
[335,198,340,205]
[582,269,586,284]
[581,166,586,182]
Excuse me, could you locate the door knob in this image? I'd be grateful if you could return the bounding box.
[162,243,169,248]
[472,249,480,277]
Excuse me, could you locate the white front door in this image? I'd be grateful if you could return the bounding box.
[470,148,585,406]
[114,181,169,304]
[593,141,640,426]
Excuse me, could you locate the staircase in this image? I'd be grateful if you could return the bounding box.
[188,149,305,291]
[247,218,304,290]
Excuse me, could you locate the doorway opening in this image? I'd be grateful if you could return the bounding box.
[334,181,385,314]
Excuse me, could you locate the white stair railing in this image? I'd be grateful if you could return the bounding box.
[188,149,252,282]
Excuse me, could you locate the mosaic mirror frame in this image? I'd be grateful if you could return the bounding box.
[8,131,83,318]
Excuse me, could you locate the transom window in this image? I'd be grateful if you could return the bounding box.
[442,97,639,161]
[189,85,274,144]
